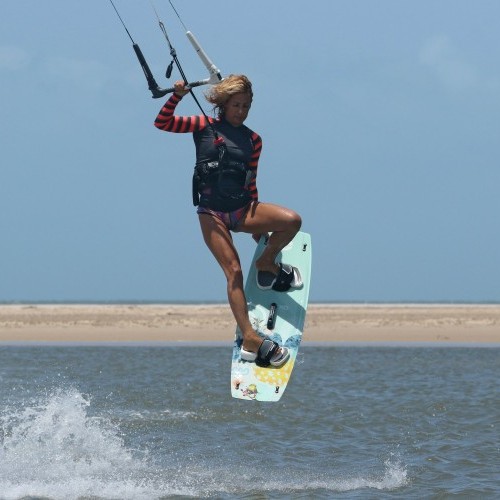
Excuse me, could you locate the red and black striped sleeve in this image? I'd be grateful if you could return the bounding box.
[247,131,262,201]
[154,93,211,133]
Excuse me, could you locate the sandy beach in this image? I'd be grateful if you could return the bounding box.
[0,304,498,344]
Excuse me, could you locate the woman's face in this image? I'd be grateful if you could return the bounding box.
[223,92,252,127]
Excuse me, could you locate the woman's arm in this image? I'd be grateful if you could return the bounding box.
[247,131,262,201]
[154,92,211,133]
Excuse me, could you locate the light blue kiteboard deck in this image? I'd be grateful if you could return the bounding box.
[231,231,312,401]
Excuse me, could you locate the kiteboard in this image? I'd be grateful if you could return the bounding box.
[231,231,312,401]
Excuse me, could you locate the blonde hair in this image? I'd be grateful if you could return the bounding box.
[205,74,253,117]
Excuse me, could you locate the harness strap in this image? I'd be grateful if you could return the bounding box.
[197,160,247,169]
[192,159,250,206]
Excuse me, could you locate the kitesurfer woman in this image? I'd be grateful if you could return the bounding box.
[154,75,301,367]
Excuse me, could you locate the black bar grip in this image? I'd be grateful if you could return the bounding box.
[131,44,211,99]
[132,44,161,92]
[151,79,209,98]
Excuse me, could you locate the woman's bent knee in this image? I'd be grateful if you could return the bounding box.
[288,210,302,232]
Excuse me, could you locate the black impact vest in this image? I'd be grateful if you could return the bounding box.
[192,119,254,211]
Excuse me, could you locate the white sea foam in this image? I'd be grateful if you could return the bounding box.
[208,459,409,495]
[0,387,408,499]
[333,459,409,492]
[0,388,192,500]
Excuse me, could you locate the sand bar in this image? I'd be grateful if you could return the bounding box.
[0,304,499,345]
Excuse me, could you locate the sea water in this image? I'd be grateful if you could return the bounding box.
[0,345,498,499]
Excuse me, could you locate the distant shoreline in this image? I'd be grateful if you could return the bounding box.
[0,304,498,345]
[1,301,499,306]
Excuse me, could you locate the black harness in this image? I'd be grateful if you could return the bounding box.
[192,157,252,211]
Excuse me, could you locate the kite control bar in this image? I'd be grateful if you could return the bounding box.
[153,30,223,97]
[109,0,224,98]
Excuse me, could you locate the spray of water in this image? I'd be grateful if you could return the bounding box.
[0,387,408,499]
[0,388,192,499]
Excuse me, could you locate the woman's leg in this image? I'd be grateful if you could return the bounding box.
[237,202,302,275]
[198,213,263,353]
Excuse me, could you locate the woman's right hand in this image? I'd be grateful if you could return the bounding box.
[174,80,190,97]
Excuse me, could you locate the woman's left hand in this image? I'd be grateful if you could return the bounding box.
[173,80,190,97]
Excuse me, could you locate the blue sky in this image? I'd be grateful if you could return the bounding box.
[1,1,499,303]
